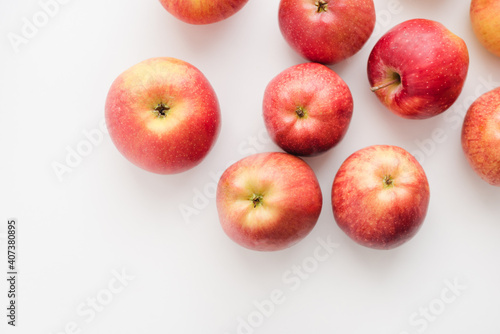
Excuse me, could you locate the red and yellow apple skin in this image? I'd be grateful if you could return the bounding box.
[216,152,323,251]
[263,63,353,156]
[105,57,220,175]
[159,0,249,25]
[368,19,469,119]
[332,145,430,250]
[461,87,500,186]
[278,0,375,65]
[470,0,500,57]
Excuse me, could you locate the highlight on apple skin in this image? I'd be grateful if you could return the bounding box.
[331,145,430,250]
[470,0,500,57]
[461,87,500,187]
[216,152,323,252]
[278,0,376,65]
[263,62,353,156]
[105,57,221,175]
[367,18,469,119]
[159,0,250,25]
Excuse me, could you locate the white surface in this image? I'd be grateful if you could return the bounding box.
[1,0,500,333]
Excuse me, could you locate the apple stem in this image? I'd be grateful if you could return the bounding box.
[383,175,394,188]
[370,74,401,92]
[154,103,170,118]
[250,194,263,208]
[315,0,328,13]
[295,106,306,118]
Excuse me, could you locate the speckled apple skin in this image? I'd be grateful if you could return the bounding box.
[470,0,500,57]
[216,152,323,251]
[461,87,500,186]
[105,57,220,174]
[367,19,469,119]
[263,62,353,156]
[278,0,376,64]
[332,145,430,250]
[159,0,249,25]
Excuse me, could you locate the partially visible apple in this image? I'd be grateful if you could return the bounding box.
[368,19,469,119]
[461,87,500,186]
[263,62,353,156]
[470,0,500,57]
[331,145,430,250]
[105,57,220,174]
[159,0,249,25]
[278,0,376,64]
[216,152,322,251]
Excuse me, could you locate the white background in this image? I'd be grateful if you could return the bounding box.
[1,0,500,333]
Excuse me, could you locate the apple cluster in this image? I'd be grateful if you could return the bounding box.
[105,0,500,252]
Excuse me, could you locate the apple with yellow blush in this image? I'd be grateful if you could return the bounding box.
[105,57,220,174]
[159,0,250,25]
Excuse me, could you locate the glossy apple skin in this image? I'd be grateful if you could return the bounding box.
[332,145,430,250]
[105,57,220,174]
[263,63,353,156]
[159,0,249,25]
[470,0,500,57]
[216,152,323,251]
[278,0,375,64]
[461,87,500,186]
[367,19,469,119]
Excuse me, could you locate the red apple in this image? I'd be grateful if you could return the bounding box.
[159,0,249,25]
[262,62,353,156]
[461,87,500,186]
[278,0,376,64]
[368,19,469,119]
[216,152,322,251]
[105,57,220,174]
[331,145,430,250]
[470,0,500,57]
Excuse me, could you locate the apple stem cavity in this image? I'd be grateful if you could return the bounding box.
[370,73,401,92]
[153,103,170,118]
[315,0,328,13]
[383,175,394,188]
[250,194,264,208]
[295,106,306,118]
